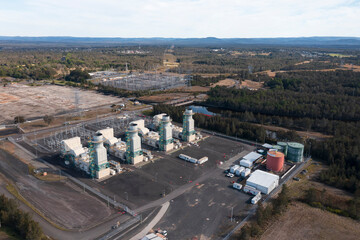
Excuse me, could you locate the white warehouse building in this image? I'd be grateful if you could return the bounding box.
[246,170,279,194]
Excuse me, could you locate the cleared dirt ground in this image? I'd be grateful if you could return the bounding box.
[239,80,264,90]
[260,202,360,240]
[342,64,360,72]
[253,123,333,140]
[210,79,237,88]
[0,84,123,124]
[138,93,191,103]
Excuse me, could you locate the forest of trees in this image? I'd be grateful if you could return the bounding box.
[204,68,360,194]
[65,69,90,83]
[266,70,360,96]
[206,87,360,121]
[0,194,44,240]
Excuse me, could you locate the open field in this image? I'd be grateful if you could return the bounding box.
[260,202,360,240]
[253,123,333,140]
[327,53,354,58]
[0,84,123,124]
[138,93,191,103]
[210,78,237,88]
[163,53,179,68]
[0,146,114,230]
[342,64,360,72]
[239,80,264,90]
[294,60,312,65]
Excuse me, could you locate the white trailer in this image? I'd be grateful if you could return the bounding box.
[230,165,240,174]
[179,154,198,163]
[235,167,245,176]
[197,156,208,164]
[233,183,242,190]
[241,168,251,178]
[243,185,261,196]
[251,192,262,204]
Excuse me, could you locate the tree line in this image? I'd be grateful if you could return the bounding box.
[206,87,360,121]
[0,194,44,240]
[266,70,360,96]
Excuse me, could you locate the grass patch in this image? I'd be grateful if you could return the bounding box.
[327,53,354,58]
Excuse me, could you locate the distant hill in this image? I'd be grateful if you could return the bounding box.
[0,36,360,47]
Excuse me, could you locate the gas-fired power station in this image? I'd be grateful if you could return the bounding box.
[60,108,202,178]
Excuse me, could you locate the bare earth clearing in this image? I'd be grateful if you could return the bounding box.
[239,80,264,90]
[254,123,332,140]
[138,93,191,103]
[260,202,360,240]
[0,84,122,124]
[210,78,237,88]
[342,64,360,72]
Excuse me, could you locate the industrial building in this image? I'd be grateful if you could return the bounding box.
[60,134,111,179]
[245,170,279,194]
[158,115,174,152]
[152,110,200,143]
[126,123,144,164]
[91,133,111,179]
[266,150,285,172]
[239,152,262,168]
[182,109,195,142]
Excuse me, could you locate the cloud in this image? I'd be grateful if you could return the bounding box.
[0,0,359,37]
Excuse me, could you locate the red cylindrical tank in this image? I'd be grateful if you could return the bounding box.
[266,151,284,172]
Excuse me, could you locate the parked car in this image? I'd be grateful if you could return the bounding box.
[226,173,235,178]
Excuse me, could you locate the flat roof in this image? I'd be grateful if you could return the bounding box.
[243,152,262,162]
[262,143,273,149]
[247,170,279,188]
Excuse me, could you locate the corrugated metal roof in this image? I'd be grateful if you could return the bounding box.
[243,152,262,162]
[247,170,279,189]
[240,159,252,167]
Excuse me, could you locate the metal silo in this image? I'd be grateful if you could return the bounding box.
[272,145,283,152]
[277,142,288,156]
[287,142,304,162]
[266,151,285,172]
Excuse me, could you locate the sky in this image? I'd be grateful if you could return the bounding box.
[0,0,360,38]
